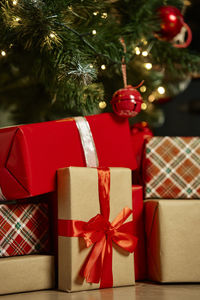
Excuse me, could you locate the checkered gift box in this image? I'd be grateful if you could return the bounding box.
[144,137,200,199]
[0,202,50,257]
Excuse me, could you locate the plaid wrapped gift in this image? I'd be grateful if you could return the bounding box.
[0,202,50,257]
[144,137,200,199]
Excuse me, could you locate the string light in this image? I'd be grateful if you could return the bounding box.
[93,11,99,16]
[15,17,21,22]
[89,64,94,68]
[141,39,148,45]
[13,0,18,5]
[140,85,147,93]
[148,94,155,102]
[157,86,165,95]
[1,50,6,56]
[144,63,152,70]
[92,29,97,35]
[101,64,106,70]
[50,32,56,39]
[141,103,147,110]
[99,101,107,109]
[184,0,191,5]
[141,121,148,127]
[135,47,140,55]
[45,32,61,47]
[142,51,148,57]
[101,12,108,19]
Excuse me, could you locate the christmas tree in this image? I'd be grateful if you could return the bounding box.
[0,0,199,126]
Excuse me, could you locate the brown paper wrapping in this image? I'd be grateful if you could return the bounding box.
[58,167,135,292]
[145,199,200,282]
[0,255,55,295]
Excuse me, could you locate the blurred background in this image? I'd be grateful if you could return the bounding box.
[0,0,199,136]
[154,0,200,136]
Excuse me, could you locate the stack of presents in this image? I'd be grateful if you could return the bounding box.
[0,113,199,294]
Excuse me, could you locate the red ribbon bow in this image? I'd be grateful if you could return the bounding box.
[58,168,138,288]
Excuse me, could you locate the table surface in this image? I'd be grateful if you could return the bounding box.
[1,282,200,300]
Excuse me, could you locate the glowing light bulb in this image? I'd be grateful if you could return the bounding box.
[144,63,152,70]
[101,64,106,70]
[142,51,148,57]
[99,101,107,109]
[93,11,98,16]
[101,12,108,19]
[141,103,147,110]
[92,29,97,35]
[184,0,191,6]
[142,39,148,45]
[141,121,147,127]
[50,32,56,38]
[148,94,155,102]
[1,50,6,56]
[158,86,165,95]
[140,85,147,93]
[135,47,140,55]
[13,0,18,5]
[15,17,21,22]
[89,64,93,68]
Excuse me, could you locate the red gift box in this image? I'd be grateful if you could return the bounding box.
[0,113,137,200]
[132,185,147,280]
[131,122,153,185]
[0,201,50,257]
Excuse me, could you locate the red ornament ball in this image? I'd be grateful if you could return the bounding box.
[111,85,143,118]
[158,6,184,40]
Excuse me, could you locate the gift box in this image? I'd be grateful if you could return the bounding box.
[145,199,200,282]
[0,201,50,257]
[144,136,200,199]
[131,122,153,185]
[0,255,55,294]
[0,113,137,201]
[132,185,146,280]
[58,167,137,292]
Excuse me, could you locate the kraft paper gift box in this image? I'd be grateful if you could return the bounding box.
[58,167,137,292]
[0,255,55,295]
[145,199,200,282]
[0,201,50,257]
[144,137,200,199]
[0,113,137,201]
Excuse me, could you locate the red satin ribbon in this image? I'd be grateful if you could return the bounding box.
[58,167,138,288]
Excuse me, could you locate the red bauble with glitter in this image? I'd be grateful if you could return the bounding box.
[158,6,184,40]
[111,85,143,118]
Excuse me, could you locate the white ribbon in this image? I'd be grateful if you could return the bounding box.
[74,117,99,168]
[0,186,6,201]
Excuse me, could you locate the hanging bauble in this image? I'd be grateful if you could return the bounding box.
[111,38,144,118]
[157,5,192,48]
[110,85,143,118]
[158,6,183,40]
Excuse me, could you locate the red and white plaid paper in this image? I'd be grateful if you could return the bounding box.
[144,136,200,199]
[0,202,50,257]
